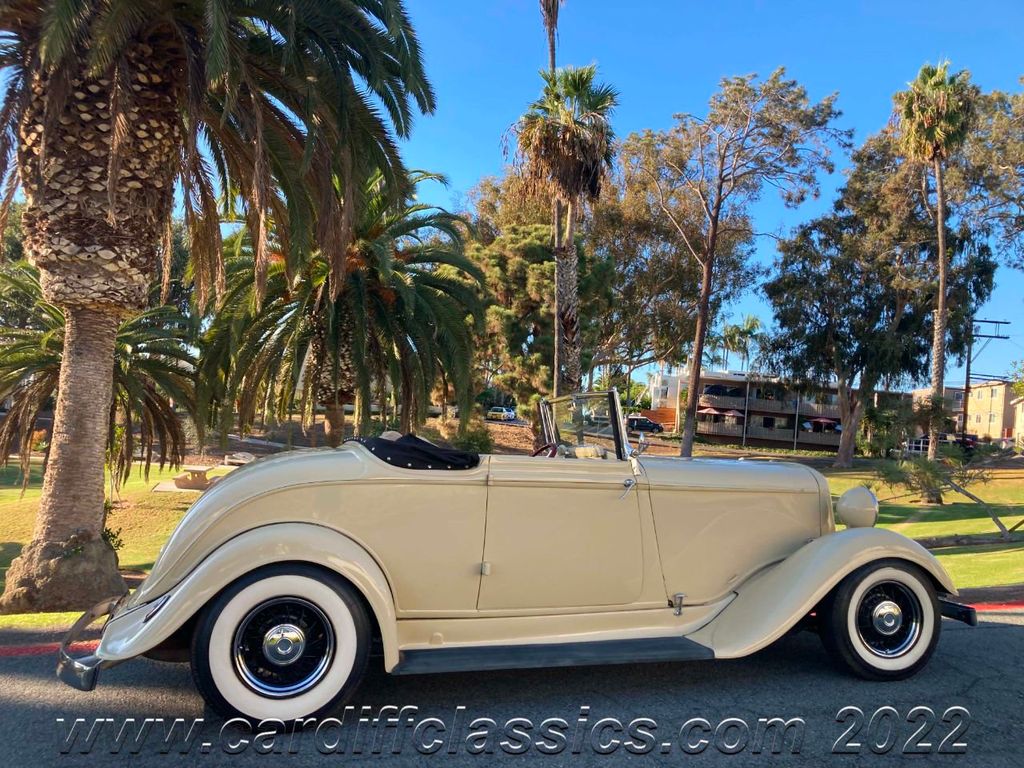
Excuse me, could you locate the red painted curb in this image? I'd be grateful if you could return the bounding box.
[973,601,1024,612]
[0,639,97,658]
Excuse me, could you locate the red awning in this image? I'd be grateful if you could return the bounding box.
[697,407,722,415]
[723,409,745,417]
[810,416,838,424]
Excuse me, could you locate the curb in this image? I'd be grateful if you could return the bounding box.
[973,601,1024,612]
[0,639,97,658]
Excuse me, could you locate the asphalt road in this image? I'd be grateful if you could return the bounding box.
[2,611,1021,766]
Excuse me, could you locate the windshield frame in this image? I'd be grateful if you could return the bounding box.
[537,389,629,461]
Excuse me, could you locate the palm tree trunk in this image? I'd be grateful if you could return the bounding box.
[680,259,714,457]
[323,403,346,448]
[1,42,180,612]
[0,308,126,611]
[926,159,948,502]
[546,26,557,73]
[556,197,582,393]
[552,196,564,396]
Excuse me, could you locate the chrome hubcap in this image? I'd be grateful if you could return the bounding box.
[262,623,306,666]
[856,581,922,658]
[871,600,903,636]
[233,597,334,698]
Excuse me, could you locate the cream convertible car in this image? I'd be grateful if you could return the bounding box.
[59,391,976,720]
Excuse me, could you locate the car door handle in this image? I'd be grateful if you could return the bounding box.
[618,478,636,499]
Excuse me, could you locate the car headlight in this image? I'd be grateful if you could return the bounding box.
[836,486,879,528]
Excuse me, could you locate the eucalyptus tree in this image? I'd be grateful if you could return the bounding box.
[963,89,1024,268]
[0,262,195,491]
[623,68,850,456]
[0,0,434,611]
[764,134,995,470]
[892,62,979,460]
[515,65,618,394]
[200,172,485,448]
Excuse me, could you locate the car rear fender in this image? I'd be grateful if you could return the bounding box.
[686,527,956,658]
[97,523,399,670]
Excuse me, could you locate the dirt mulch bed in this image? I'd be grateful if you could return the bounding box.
[958,582,1024,604]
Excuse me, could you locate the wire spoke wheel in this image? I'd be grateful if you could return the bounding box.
[232,597,335,698]
[854,580,923,658]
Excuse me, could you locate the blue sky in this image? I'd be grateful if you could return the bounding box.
[400,0,1024,385]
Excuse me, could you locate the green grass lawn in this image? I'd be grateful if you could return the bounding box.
[0,458,1020,631]
[822,464,1024,539]
[933,541,1024,589]
[0,461,224,629]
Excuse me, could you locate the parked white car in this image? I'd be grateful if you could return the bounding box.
[485,406,516,421]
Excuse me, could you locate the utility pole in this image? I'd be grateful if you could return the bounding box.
[960,319,1010,441]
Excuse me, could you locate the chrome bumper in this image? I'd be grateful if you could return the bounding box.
[56,597,121,691]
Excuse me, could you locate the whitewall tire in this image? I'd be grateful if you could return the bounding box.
[191,564,370,720]
[819,560,940,681]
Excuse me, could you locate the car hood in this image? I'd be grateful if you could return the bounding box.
[636,456,824,494]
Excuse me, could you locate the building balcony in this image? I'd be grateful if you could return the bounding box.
[746,397,796,414]
[745,425,795,441]
[799,401,841,419]
[797,430,842,446]
[698,393,747,410]
[696,420,744,437]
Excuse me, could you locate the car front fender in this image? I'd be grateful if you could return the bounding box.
[687,527,956,659]
[97,523,400,670]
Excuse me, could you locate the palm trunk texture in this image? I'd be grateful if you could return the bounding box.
[1,39,181,612]
[555,198,581,393]
[925,160,948,504]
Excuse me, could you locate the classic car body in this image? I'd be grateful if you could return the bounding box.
[58,391,977,720]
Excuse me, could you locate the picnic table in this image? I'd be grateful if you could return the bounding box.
[173,464,217,491]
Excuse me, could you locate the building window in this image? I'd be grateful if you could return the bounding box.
[976,414,982,424]
[954,392,963,402]
[991,388,998,398]
[989,413,996,423]
[763,416,775,429]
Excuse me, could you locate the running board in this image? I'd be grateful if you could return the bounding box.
[392,636,714,675]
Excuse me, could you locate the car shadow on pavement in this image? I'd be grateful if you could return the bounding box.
[2,617,1021,765]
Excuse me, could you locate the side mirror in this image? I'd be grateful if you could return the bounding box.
[633,431,649,456]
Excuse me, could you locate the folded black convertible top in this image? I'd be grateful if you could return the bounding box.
[345,434,480,470]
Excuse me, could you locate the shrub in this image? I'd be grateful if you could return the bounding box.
[30,428,48,452]
[452,421,494,453]
[102,526,125,553]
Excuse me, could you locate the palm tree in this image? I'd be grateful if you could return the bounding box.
[0,1,434,611]
[737,314,762,370]
[0,262,195,495]
[538,0,564,390]
[539,0,566,73]
[516,65,617,394]
[893,62,978,463]
[720,323,745,371]
[200,171,485,448]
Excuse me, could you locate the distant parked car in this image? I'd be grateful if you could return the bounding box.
[626,415,665,434]
[486,406,516,421]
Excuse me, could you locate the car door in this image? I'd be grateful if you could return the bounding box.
[477,454,645,611]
